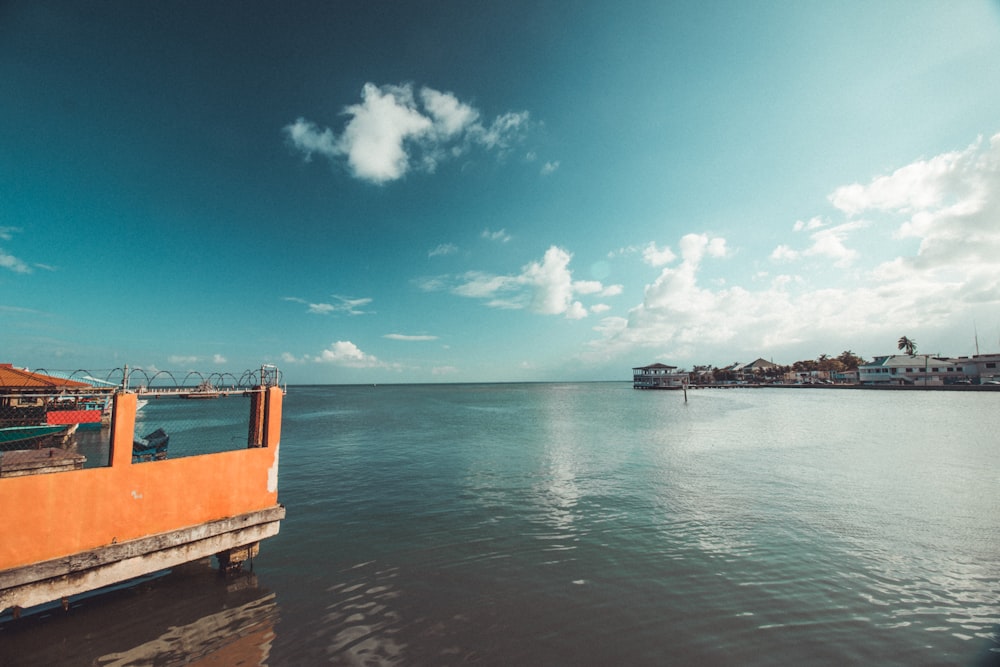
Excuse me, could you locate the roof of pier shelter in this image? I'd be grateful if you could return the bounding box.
[633,363,678,371]
[0,363,93,390]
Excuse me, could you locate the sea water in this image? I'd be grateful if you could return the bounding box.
[2,383,998,666]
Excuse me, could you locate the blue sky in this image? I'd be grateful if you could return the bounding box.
[3,1,1000,384]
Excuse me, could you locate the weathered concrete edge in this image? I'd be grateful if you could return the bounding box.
[0,505,285,614]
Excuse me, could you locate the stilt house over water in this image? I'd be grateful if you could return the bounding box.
[632,363,689,389]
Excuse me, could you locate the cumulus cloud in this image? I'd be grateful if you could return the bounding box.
[642,242,676,267]
[770,245,799,262]
[541,161,560,175]
[588,132,1000,364]
[803,220,867,267]
[423,245,623,319]
[774,219,867,268]
[314,341,388,368]
[285,83,530,184]
[212,354,227,364]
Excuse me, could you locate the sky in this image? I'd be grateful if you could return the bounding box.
[3,1,1000,384]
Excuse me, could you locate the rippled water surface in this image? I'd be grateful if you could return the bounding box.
[3,383,999,665]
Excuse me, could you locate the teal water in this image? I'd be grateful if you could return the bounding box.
[2,383,999,665]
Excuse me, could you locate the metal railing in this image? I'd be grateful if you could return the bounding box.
[1,366,283,474]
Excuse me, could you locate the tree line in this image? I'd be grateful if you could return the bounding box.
[689,350,869,384]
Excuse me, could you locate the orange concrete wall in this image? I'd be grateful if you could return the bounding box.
[0,387,282,571]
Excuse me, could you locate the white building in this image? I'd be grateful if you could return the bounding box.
[859,354,977,386]
[632,363,689,389]
[950,354,1000,383]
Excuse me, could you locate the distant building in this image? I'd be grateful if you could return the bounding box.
[632,363,688,389]
[0,363,97,402]
[858,355,971,386]
[731,358,780,383]
[831,369,859,384]
[951,354,1000,383]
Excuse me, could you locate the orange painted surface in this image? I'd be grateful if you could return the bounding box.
[0,388,282,572]
[46,409,102,425]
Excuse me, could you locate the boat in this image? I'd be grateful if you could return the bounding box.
[180,381,220,399]
[0,424,72,449]
[132,427,170,462]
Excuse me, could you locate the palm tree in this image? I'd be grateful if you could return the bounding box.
[897,336,917,356]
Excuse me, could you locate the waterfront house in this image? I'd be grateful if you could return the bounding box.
[731,358,780,383]
[632,363,689,389]
[950,353,1000,383]
[858,355,968,386]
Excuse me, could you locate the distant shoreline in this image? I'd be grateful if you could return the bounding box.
[685,383,1000,392]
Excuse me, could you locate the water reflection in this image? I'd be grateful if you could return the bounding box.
[0,561,278,666]
[323,562,406,665]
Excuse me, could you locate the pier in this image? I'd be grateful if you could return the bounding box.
[0,382,285,618]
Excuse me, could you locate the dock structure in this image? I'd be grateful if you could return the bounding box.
[0,385,285,617]
[633,363,689,389]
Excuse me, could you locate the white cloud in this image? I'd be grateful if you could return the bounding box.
[793,216,825,232]
[429,243,458,257]
[212,354,227,364]
[828,144,974,216]
[0,227,30,274]
[803,220,867,267]
[287,295,373,316]
[482,228,512,243]
[587,132,1000,365]
[0,248,30,274]
[474,111,530,150]
[282,118,337,161]
[601,284,624,297]
[420,88,480,138]
[314,340,388,368]
[770,244,800,262]
[432,245,621,319]
[523,246,576,315]
[642,242,676,267]
[168,355,199,365]
[565,301,588,320]
[572,280,604,295]
[773,219,866,268]
[431,365,459,376]
[541,161,560,175]
[285,83,530,184]
[338,83,434,183]
[452,271,520,303]
[384,333,439,341]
